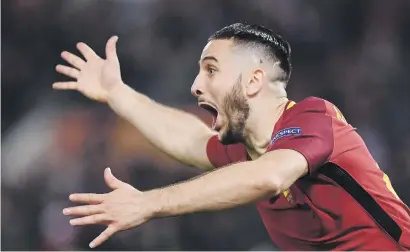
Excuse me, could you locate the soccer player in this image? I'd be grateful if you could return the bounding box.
[54,23,410,250]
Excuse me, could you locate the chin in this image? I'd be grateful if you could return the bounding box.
[218,128,241,145]
[217,130,229,145]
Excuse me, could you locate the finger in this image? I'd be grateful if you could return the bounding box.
[89,226,117,248]
[105,36,119,62]
[52,81,79,90]
[56,64,80,79]
[69,193,104,204]
[77,42,99,61]
[104,167,127,190]
[70,214,109,226]
[63,204,103,216]
[61,51,86,69]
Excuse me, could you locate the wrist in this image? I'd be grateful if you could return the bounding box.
[143,189,167,218]
[106,82,130,105]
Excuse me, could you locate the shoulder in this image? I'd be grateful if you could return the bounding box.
[283,96,336,121]
[271,97,336,145]
[290,96,333,113]
[268,97,337,174]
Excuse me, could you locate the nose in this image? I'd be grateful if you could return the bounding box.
[191,87,203,98]
[191,79,204,98]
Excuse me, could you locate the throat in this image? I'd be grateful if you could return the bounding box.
[243,137,271,160]
[243,98,289,160]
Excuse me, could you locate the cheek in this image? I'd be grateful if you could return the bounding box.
[211,76,235,102]
[206,78,223,102]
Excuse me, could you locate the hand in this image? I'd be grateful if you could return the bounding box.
[53,36,123,103]
[63,168,154,248]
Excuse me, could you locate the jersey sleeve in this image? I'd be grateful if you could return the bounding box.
[206,135,248,168]
[267,100,334,174]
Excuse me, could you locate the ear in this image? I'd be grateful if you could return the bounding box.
[246,69,265,97]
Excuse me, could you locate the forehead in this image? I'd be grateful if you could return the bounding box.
[200,39,235,62]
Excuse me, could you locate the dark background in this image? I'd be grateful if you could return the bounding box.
[2,0,410,250]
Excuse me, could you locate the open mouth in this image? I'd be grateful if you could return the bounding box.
[199,102,218,117]
[198,102,219,130]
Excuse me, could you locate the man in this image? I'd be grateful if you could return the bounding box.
[54,23,410,250]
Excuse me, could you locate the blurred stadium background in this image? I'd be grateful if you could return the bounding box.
[2,0,410,250]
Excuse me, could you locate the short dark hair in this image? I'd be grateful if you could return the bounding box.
[209,23,292,83]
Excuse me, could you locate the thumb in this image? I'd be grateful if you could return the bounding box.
[104,167,125,190]
[105,36,119,62]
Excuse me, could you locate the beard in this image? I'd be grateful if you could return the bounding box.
[219,75,250,145]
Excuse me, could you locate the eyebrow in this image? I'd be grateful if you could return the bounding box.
[198,56,218,65]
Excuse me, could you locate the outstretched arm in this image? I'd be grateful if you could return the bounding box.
[63,149,307,248]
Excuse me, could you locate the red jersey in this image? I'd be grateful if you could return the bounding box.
[206,97,410,250]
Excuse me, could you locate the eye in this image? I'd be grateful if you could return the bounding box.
[207,66,217,75]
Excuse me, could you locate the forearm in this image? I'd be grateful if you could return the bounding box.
[107,83,214,169]
[148,160,279,217]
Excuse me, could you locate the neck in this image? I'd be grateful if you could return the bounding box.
[244,96,289,159]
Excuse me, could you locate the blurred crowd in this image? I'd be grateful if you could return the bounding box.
[2,0,410,250]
